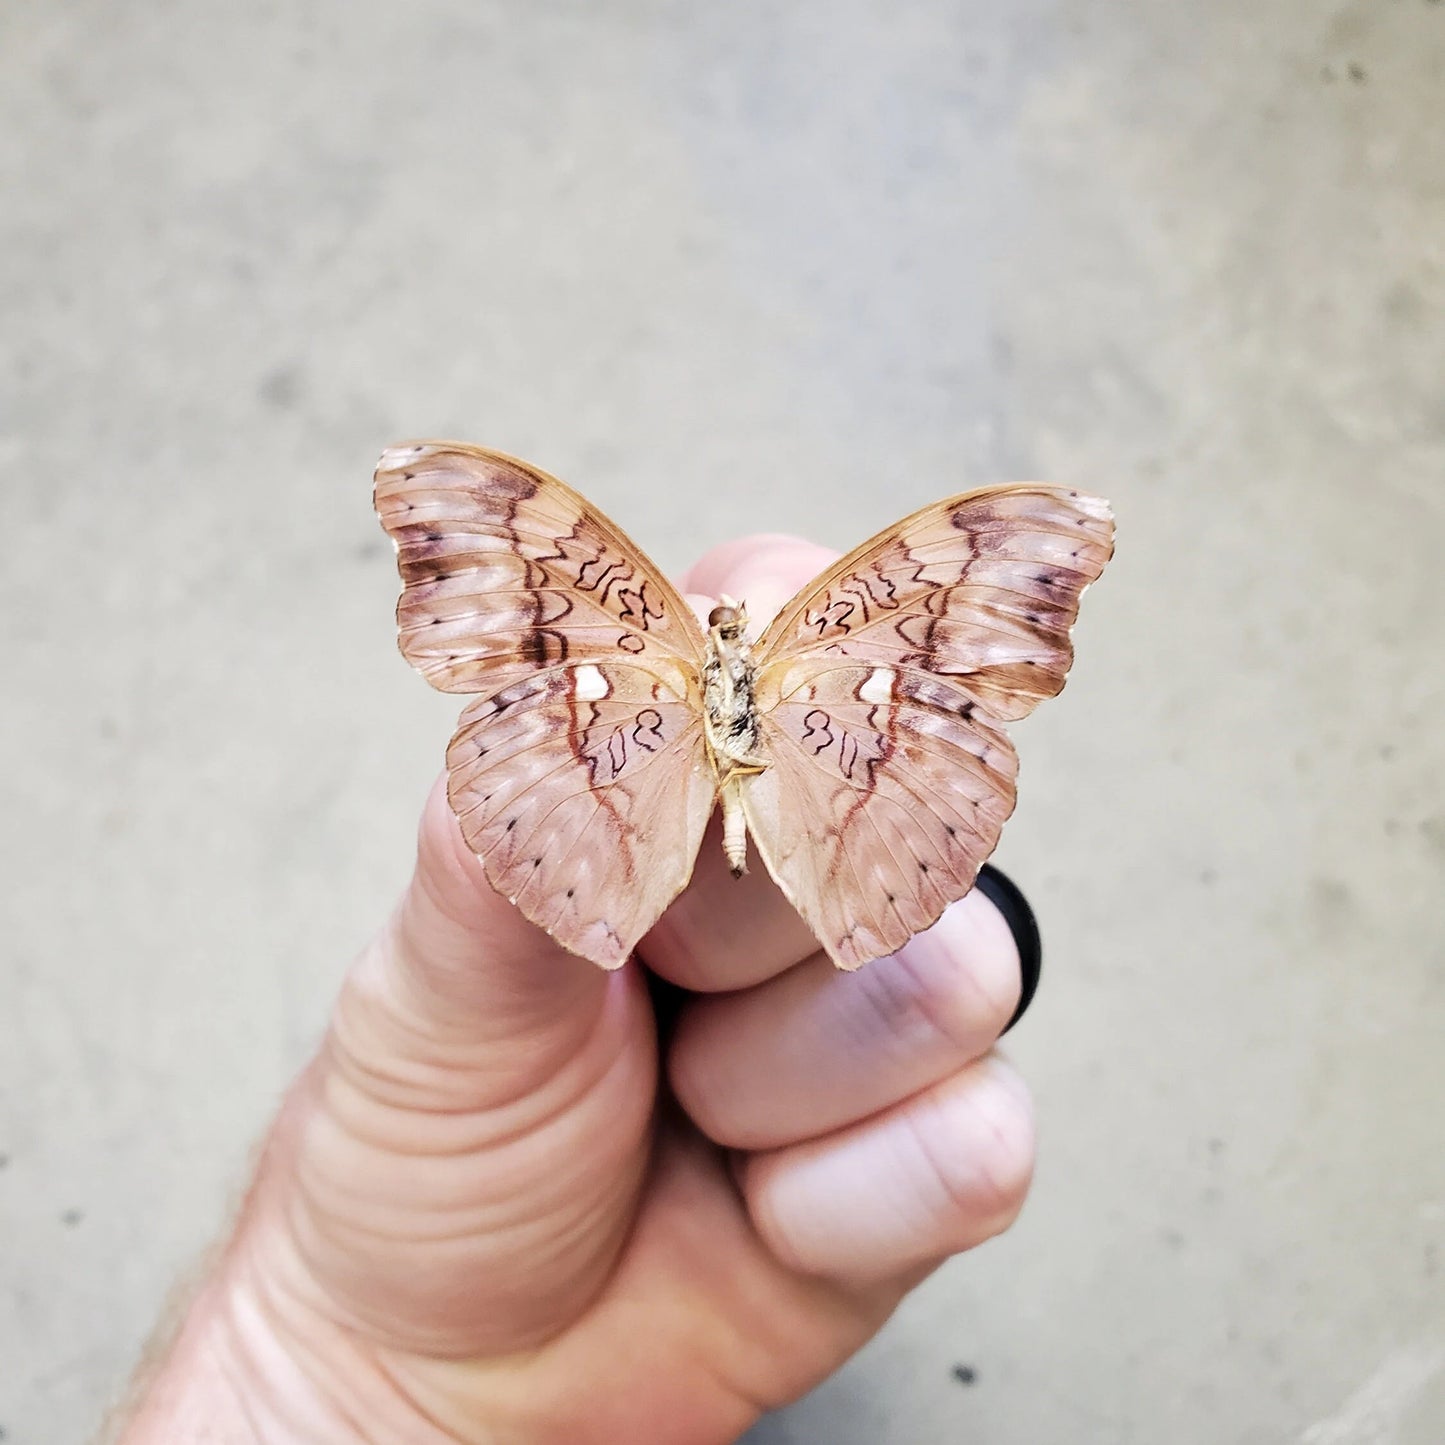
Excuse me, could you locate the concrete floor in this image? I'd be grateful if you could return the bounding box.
[2,1,1443,1441]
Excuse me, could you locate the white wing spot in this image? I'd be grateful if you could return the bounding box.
[575,664,610,701]
[859,667,895,705]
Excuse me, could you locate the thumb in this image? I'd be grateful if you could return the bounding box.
[257,775,657,1356]
[375,773,623,1041]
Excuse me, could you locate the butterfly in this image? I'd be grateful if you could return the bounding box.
[375,442,1114,971]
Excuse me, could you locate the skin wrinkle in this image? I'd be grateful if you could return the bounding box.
[266,1315,440,1445]
[275,1138,647,1363]
[698,1135,865,1333]
[851,940,972,1062]
[755,1131,918,1283]
[902,1068,1035,1237]
[321,967,643,1139]
[207,1288,278,1443]
[253,1176,407,1339]
[512,1159,645,1279]
[958,1063,1038,1214]
[220,1263,396,1445]
[875,916,1020,1059]
[806,955,891,1062]
[397,867,491,988]
[324,1037,562,1124]
[289,1067,649,1255]
[388,897,556,1023]
[677,972,849,1149]
[365,1349,499,1445]
[740,1153,836,1282]
[257,1329,375,1445]
[319,1018,539,1125]
[620,1285,776,1431]
[213,1310,282,1440]
[659,1214,879,1433]
[284,1109,647,1260]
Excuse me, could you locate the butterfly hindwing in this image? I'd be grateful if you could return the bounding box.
[445,660,714,967]
[743,661,1019,969]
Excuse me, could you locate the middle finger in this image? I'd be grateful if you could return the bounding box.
[668,887,1021,1150]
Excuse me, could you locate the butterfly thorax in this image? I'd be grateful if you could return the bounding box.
[702,602,764,776]
[703,601,768,878]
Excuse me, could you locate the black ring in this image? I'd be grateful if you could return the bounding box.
[973,864,1042,1035]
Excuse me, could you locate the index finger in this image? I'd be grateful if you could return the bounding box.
[640,535,837,991]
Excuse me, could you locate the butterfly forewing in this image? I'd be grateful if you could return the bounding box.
[755,484,1114,718]
[376,443,713,967]
[376,442,707,695]
[743,485,1114,969]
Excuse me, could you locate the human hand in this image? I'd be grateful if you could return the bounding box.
[117,537,1035,1445]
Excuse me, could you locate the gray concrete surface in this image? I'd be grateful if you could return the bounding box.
[3,1,1443,1441]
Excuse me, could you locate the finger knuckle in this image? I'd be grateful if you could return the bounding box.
[917,1070,1036,1234]
[872,926,1019,1057]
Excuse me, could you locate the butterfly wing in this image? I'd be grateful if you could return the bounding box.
[742,484,1114,969]
[376,443,714,967]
